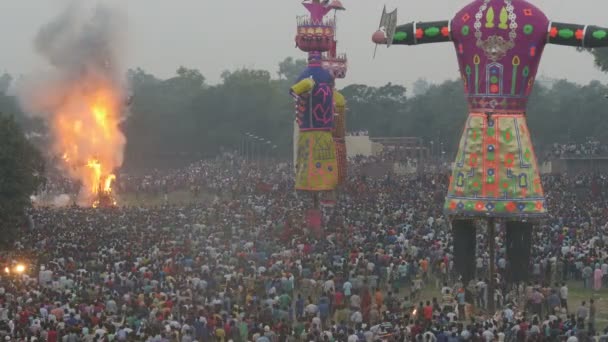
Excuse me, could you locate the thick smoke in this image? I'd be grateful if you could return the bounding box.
[18,2,127,115]
[17,2,128,205]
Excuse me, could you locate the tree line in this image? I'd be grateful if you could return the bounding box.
[1,53,608,171]
[0,50,606,243]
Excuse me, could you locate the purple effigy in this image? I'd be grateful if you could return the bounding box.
[372,0,608,284]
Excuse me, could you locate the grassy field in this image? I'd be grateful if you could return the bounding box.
[415,280,608,327]
[569,282,608,325]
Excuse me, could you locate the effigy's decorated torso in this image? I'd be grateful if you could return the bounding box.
[370,0,608,217]
[293,55,335,131]
[451,0,549,112]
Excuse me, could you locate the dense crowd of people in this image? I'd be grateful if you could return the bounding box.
[3,154,608,341]
[547,139,608,160]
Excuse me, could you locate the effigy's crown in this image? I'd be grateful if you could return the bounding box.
[296,16,335,52]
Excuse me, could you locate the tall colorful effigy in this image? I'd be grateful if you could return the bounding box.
[322,1,348,188]
[371,0,608,305]
[291,0,344,209]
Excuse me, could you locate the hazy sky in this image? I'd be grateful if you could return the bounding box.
[2,0,607,88]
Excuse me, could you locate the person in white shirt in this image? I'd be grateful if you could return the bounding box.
[503,307,514,322]
[482,327,494,342]
[476,279,487,309]
[423,331,438,341]
[566,335,578,342]
[39,306,48,321]
[498,257,506,270]
[476,257,484,275]
[350,294,361,309]
[350,310,362,325]
[441,284,452,296]
[363,329,373,342]
[323,278,335,294]
[343,281,352,297]
[511,324,520,335]
[560,283,569,311]
[305,303,318,316]
[461,328,472,340]
[312,316,322,329]
[0,305,8,321]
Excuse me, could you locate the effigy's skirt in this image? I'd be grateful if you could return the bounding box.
[334,138,347,185]
[445,112,547,219]
[296,131,338,191]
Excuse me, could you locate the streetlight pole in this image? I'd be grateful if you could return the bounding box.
[249,135,255,162]
[244,134,251,162]
[266,140,272,161]
[251,137,257,162]
[241,133,248,159]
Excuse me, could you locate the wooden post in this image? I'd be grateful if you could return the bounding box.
[488,217,496,313]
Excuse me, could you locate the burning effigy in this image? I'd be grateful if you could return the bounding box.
[18,3,127,208]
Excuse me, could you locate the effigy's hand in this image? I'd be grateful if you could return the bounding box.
[373,6,398,46]
[371,6,451,48]
[291,78,316,98]
[289,89,301,101]
[372,29,389,45]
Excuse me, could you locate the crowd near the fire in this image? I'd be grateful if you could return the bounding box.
[3,154,608,342]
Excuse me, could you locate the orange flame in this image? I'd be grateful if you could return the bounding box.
[52,78,125,207]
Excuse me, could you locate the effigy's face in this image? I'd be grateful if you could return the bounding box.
[321,58,348,79]
[296,17,335,52]
[451,0,549,112]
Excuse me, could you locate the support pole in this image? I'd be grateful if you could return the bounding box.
[313,192,320,209]
[488,217,496,313]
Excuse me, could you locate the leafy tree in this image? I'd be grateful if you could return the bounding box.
[18,58,592,170]
[124,67,208,168]
[0,113,44,246]
[403,80,467,154]
[0,73,12,94]
[591,49,608,73]
[412,78,430,97]
[277,57,307,83]
[341,82,407,136]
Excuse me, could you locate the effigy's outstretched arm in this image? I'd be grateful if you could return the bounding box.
[290,77,315,99]
[371,7,451,46]
[394,21,451,45]
[547,22,608,48]
[373,21,452,46]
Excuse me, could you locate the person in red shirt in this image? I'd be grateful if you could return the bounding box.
[334,290,344,310]
[423,301,433,322]
[19,309,30,327]
[47,325,58,342]
[410,321,423,338]
[223,319,231,337]
[361,288,372,322]
[90,314,100,327]
[375,288,384,309]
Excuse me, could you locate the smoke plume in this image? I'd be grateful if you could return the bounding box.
[18,2,128,206]
[19,2,127,115]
